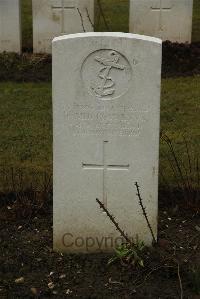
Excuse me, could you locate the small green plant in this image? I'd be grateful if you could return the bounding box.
[108,238,145,267]
[189,266,200,294]
[96,198,145,268]
[96,181,155,268]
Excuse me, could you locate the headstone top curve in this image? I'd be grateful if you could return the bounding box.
[52,32,162,44]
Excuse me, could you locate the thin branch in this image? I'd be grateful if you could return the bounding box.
[183,135,192,174]
[177,263,183,299]
[96,198,133,245]
[159,169,175,204]
[196,156,199,191]
[162,134,188,192]
[183,135,194,196]
[161,134,188,200]
[179,160,193,199]
[96,9,101,30]
[11,167,16,192]
[160,168,173,194]
[77,8,86,32]
[85,8,94,29]
[43,172,52,193]
[135,182,157,245]
[161,133,199,204]
[160,135,182,191]
[135,265,175,288]
[96,0,110,31]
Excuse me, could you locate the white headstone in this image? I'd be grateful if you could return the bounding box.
[129,0,193,43]
[53,32,162,253]
[32,0,94,53]
[0,0,21,53]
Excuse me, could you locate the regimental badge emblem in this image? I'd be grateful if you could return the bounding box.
[82,49,132,100]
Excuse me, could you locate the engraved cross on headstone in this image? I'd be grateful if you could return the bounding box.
[151,0,172,31]
[82,141,130,208]
[51,0,76,33]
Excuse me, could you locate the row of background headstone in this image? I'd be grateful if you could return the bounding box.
[0,0,194,54]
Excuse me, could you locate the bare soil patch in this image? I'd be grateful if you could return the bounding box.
[0,192,199,298]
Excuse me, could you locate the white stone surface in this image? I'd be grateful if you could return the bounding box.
[53,32,162,253]
[129,0,193,43]
[32,0,94,53]
[0,0,21,53]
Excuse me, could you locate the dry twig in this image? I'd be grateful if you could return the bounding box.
[77,8,86,32]
[85,8,94,29]
[177,263,183,299]
[135,182,157,244]
[96,198,133,245]
[96,0,110,31]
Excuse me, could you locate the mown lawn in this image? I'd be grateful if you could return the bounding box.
[2,0,200,191]
[0,76,199,190]
[160,75,200,189]
[0,83,52,190]
[21,0,200,50]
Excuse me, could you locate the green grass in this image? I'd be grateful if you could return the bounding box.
[95,0,129,32]
[3,1,199,192]
[0,83,52,190]
[21,0,200,50]
[0,76,199,190]
[161,76,200,142]
[160,76,200,189]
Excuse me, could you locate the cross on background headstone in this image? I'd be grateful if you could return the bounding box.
[82,141,130,208]
[151,0,172,31]
[51,0,76,33]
